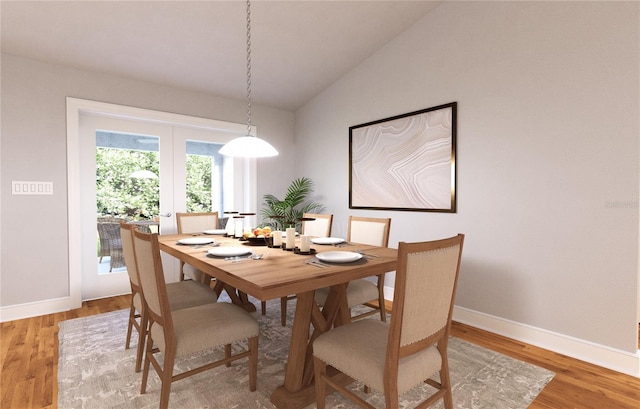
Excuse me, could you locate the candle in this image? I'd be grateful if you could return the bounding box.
[225,218,235,236]
[234,216,245,238]
[240,212,255,235]
[272,231,282,246]
[285,228,296,249]
[300,235,310,253]
[224,212,238,236]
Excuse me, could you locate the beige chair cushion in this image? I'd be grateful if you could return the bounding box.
[166,280,217,311]
[313,319,442,395]
[349,220,387,246]
[315,279,379,308]
[151,302,259,358]
[181,263,204,282]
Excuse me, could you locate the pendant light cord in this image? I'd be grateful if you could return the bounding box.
[218,0,278,157]
[246,0,252,136]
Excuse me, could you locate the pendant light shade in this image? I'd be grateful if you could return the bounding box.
[219,0,278,158]
[219,135,278,157]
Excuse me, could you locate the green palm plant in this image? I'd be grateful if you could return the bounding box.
[260,177,324,232]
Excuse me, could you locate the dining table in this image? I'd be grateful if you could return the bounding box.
[158,233,397,409]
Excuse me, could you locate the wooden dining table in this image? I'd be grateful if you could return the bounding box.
[158,233,397,409]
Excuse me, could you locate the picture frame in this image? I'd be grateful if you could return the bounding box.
[349,102,457,213]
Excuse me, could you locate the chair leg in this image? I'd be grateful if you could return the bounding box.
[159,350,176,409]
[125,305,135,350]
[280,297,288,326]
[377,274,387,322]
[248,336,259,392]
[261,301,267,315]
[440,360,453,409]
[225,344,232,368]
[140,335,153,394]
[313,356,327,409]
[135,308,148,373]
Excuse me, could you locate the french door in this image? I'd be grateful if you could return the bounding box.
[75,103,255,301]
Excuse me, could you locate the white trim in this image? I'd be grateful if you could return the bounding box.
[453,305,640,378]
[0,297,74,322]
[66,99,83,311]
[66,97,247,134]
[65,97,255,306]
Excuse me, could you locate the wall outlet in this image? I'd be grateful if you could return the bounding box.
[12,181,54,195]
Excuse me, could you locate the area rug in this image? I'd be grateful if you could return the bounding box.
[58,299,554,408]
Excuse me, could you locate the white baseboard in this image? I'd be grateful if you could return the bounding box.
[452,305,640,378]
[0,296,74,322]
[383,286,640,378]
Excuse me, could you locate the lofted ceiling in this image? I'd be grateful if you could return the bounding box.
[1,0,441,111]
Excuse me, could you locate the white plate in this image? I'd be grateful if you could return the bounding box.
[203,229,227,235]
[177,237,215,245]
[208,247,253,257]
[311,237,345,245]
[315,251,362,263]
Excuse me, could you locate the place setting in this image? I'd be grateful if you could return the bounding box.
[310,237,352,247]
[205,246,266,263]
[203,228,227,235]
[305,249,365,268]
[175,236,219,248]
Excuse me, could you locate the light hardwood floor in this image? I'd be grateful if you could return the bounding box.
[1,295,639,409]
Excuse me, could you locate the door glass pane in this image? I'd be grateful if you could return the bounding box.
[185,140,239,227]
[96,130,159,274]
[185,140,227,221]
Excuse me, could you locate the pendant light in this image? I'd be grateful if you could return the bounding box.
[219,0,278,158]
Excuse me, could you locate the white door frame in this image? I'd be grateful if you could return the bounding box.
[66,97,256,307]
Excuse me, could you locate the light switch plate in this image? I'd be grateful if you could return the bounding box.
[12,181,53,195]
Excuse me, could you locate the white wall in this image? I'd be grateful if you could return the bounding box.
[295,0,640,366]
[0,53,295,310]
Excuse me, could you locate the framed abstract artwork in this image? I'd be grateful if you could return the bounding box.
[349,102,457,213]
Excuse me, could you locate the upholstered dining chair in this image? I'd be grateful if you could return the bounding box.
[313,234,464,409]
[266,213,334,326]
[301,212,334,238]
[133,229,259,409]
[175,212,219,282]
[120,222,219,373]
[314,216,391,322]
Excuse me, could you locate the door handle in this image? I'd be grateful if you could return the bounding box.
[159,212,172,217]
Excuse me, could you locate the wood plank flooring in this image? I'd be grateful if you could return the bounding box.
[1,295,639,409]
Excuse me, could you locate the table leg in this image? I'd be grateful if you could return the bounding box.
[270,284,351,409]
[213,281,257,312]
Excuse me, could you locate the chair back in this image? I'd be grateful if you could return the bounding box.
[388,234,464,356]
[97,219,124,247]
[176,212,219,234]
[347,216,391,247]
[132,230,173,351]
[120,222,140,288]
[302,213,333,237]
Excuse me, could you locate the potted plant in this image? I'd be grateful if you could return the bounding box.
[260,177,324,232]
